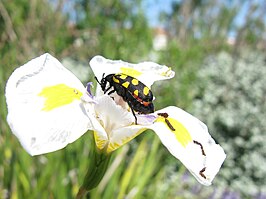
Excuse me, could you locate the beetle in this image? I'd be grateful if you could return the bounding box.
[95,73,154,124]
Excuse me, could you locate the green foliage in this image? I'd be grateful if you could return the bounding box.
[192,51,266,197]
[153,40,205,110]
[0,0,72,70]
[70,0,153,61]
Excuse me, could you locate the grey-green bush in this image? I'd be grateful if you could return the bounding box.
[191,51,266,197]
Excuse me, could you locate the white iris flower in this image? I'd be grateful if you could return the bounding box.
[5,53,226,186]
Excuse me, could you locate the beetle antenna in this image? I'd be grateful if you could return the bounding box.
[95,73,106,85]
[95,76,101,85]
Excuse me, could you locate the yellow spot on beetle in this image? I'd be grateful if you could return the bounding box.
[38,84,82,111]
[120,67,142,78]
[131,79,139,85]
[143,87,149,95]
[119,74,127,80]
[113,76,120,83]
[133,90,139,96]
[122,81,130,88]
[156,117,192,147]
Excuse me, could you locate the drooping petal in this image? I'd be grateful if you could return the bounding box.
[107,125,147,153]
[5,53,93,155]
[89,55,175,88]
[149,106,226,186]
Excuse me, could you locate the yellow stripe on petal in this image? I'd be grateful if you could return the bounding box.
[160,67,173,77]
[106,128,147,153]
[94,131,108,150]
[156,117,192,147]
[120,67,142,78]
[38,84,82,111]
[107,142,121,153]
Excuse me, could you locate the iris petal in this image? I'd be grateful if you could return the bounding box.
[89,55,175,88]
[107,126,147,153]
[5,53,92,155]
[147,106,226,186]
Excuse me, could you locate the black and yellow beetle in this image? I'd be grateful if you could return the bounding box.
[95,73,154,124]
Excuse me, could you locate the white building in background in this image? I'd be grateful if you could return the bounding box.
[227,36,236,45]
[152,27,168,51]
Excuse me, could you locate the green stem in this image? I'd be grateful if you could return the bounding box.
[76,141,111,199]
[76,187,88,199]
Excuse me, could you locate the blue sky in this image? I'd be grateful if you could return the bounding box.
[57,0,264,29]
[142,0,176,27]
[142,0,266,28]
[57,0,176,26]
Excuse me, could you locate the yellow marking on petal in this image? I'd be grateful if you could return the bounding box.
[120,67,142,78]
[38,84,82,111]
[94,131,108,150]
[113,76,120,83]
[133,90,139,96]
[119,74,128,80]
[156,117,192,147]
[143,86,149,96]
[106,128,147,153]
[161,67,172,77]
[131,79,139,85]
[122,81,130,88]
[107,142,121,153]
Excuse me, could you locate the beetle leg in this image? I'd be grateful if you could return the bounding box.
[131,108,138,125]
[127,102,137,124]
[104,85,112,94]
[107,89,116,95]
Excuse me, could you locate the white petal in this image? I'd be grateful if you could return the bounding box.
[89,55,175,87]
[5,53,93,155]
[136,114,157,125]
[94,95,134,132]
[86,95,147,153]
[107,125,147,153]
[149,106,226,186]
[84,95,135,151]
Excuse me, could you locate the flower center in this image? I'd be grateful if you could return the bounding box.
[94,95,134,136]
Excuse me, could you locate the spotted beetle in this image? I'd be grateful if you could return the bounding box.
[95,73,154,124]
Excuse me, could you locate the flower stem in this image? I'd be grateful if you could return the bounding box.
[76,187,88,199]
[76,137,111,198]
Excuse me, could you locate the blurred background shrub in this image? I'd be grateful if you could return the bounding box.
[192,51,266,198]
[0,0,265,198]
